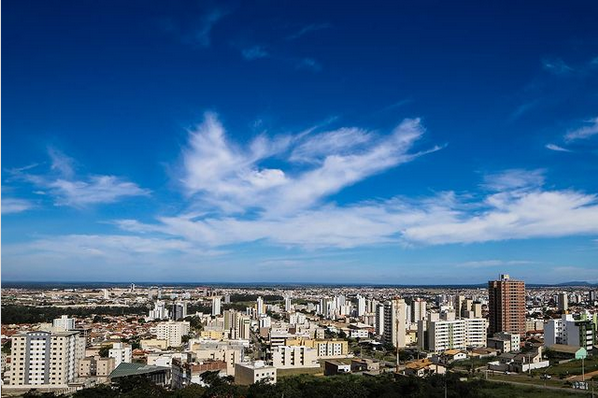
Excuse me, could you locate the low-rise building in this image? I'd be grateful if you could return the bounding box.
[271,346,319,369]
[234,361,276,385]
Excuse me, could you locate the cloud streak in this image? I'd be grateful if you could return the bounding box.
[2,197,33,214]
[286,23,331,41]
[564,117,598,142]
[179,112,438,215]
[13,150,150,207]
[545,143,572,152]
[241,45,269,60]
[195,9,228,47]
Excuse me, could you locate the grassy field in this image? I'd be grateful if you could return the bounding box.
[485,373,568,388]
[277,366,323,377]
[538,357,598,378]
[476,382,592,397]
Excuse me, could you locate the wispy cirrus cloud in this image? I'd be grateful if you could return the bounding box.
[481,169,545,191]
[456,260,535,268]
[114,115,598,251]
[542,58,574,75]
[296,57,322,72]
[564,117,598,142]
[179,112,439,215]
[286,23,331,41]
[2,197,33,214]
[116,185,598,248]
[194,8,229,47]
[545,143,572,152]
[12,149,150,207]
[241,45,269,60]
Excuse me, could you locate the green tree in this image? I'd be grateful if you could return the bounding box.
[98,344,113,358]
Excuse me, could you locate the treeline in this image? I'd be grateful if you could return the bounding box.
[20,373,560,398]
[1,305,148,324]
[229,294,283,303]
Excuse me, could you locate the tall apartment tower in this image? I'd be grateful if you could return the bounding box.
[256,296,265,316]
[558,292,568,312]
[488,274,525,336]
[9,331,84,386]
[212,297,222,316]
[382,298,407,348]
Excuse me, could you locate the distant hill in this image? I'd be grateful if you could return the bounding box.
[556,281,597,287]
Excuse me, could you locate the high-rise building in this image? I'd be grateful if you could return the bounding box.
[237,316,251,340]
[284,296,293,312]
[453,295,465,319]
[356,295,366,317]
[212,297,222,316]
[558,292,568,312]
[52,315,76,331]
[172,302,188,320]
[383,299,407,348]
[9,331,84,386]
[148,301,169,320]
[256,296,265,316]
[411,299,427,323]
[488,274,525,336]
[375,304,385,336]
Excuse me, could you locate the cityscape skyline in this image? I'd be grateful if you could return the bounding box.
[3,1,598,284]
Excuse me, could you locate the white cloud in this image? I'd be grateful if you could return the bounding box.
[289,127,372,163]
[564,117,598,142]
[2,234,222,271]
[117,187,598,249]
[241,46,269,60]
[2,197,33,214]
[542,58,574,75]
[48,147,75,178]
[404,190,598,245]
[456,260,535,268]
[48,176,150,207]
[14,149,150,207]
[286,23,331,41]
[180,113,435,215]
[545,143,572,152]
[481,169,545,191]
[296,58,322,72]
[195,9,228,47]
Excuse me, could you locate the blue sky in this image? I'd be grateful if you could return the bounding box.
[3,0,598,284]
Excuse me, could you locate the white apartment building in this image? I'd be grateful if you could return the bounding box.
[212,297,222,316]
[411,299,427,324]
[52,315,75,331]
[375,304,385,336]
[422,317,488,352]
[545,314,595,350]
[156,321,191,347]
[148,301,169,320]
[356,295,366,317]
[9,331,84,387]
[272,346,319,369]
[108,342,132,367]
[256,296,265,316]
[285,296,293,312]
